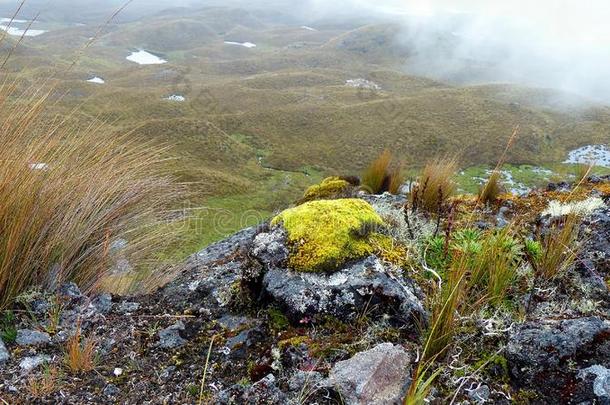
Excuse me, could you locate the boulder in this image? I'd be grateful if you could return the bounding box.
[324,343,411,405]
[506,317,610,402]
[262,255,426,325]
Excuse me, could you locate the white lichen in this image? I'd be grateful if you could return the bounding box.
[542,197,606,217]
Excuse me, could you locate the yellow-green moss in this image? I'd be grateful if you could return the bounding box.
[299,177,351,204]
[272,199,385,272]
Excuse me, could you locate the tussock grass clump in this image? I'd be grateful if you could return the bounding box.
[531,214,580,279]
[470,229,522,306]
[478,170,503,204]
[361,149,404,195]
[0,81,181,308]
[411,158,457,213]
[64,327,96,373]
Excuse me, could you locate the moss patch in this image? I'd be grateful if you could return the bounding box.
[271,199,385,272]
[299,176,351,204]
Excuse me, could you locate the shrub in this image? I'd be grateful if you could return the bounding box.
[411,158,457,213]
[271,199,386,272]
[0,84,181,308]
[361,150,404,195]
[478,170,503,204]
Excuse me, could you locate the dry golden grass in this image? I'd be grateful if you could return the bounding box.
[361,149,392,194]
[478,170,503,204]
[27,365,61,398]
[361,150,404,195]
[64,326,96,373]
[0,78,182,308]
[411,157,457,213]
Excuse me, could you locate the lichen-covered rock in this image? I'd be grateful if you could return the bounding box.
[262,255,426,325]
[160,226,260,312]
[271,199,386,272]
[15,329,51,346]
[324,342,411,405]
[251,227,289,268]
[506,317,610,402]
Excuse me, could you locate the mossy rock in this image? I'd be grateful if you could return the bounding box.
[299,177,352,204]
[271,199,385,272]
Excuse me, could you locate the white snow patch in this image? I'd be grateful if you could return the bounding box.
[0,25,46,36]
[164,94,185,102]
[86,76,105,84]
[542,197,606,218]
[300,25,317,31]
[224,41,257,48]
[564,144,610,168]
[126,50,167,65]
[345,78,381,90]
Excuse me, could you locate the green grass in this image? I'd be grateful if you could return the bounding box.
[5,7,610,261]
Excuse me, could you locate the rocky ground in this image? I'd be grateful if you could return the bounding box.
[0,177,609,404]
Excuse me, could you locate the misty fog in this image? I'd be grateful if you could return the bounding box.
[2,0,610,102]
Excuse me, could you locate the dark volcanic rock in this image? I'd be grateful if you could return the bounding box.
[262,255,426,326]
[506,317,610,402]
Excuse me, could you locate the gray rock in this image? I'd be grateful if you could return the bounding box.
[288,370,323,392]
[158,321,187,349]
[118,302,140,314]
[90,293,113,314]
[467,384,490,403]
[103,383,120,397]
[15,329,51,346]
[324,343,411,405]
[251,227,289,268]
[19,355,51,372]
[160,227,259,312]
[579,365,610,400]
[262,256,426,325]
[215,373,287,405]
[507,317,610,402]
[0,337,9,364]
[58,282,83,299]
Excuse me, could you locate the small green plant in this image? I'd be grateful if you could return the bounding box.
[404,362,443,405]
[0,311,17,343]
[474,229,523,306]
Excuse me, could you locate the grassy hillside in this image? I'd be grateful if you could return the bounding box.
[2,7,609,254]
